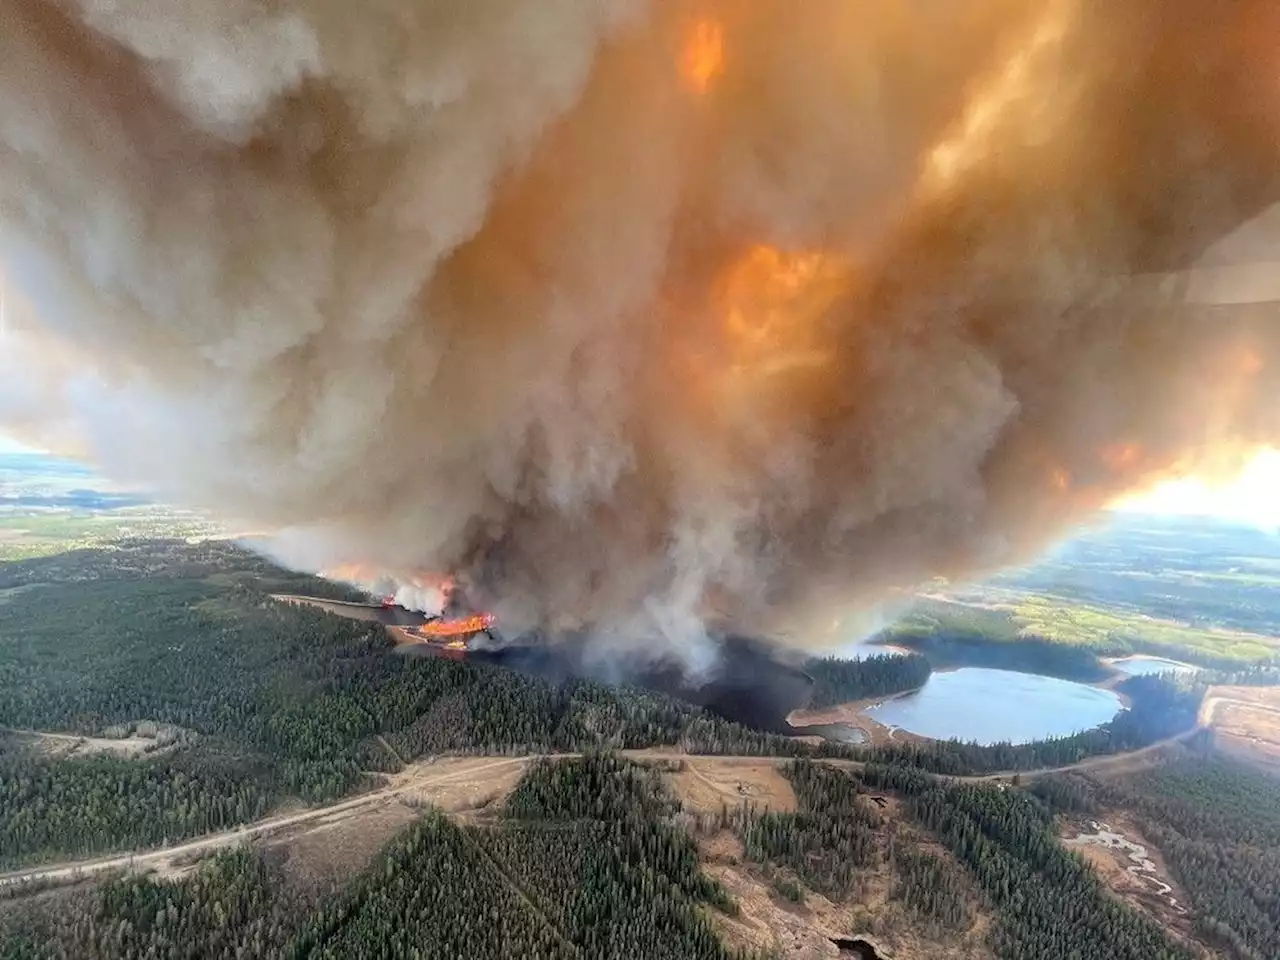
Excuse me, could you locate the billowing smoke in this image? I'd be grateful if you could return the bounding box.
[2,0,1280,658]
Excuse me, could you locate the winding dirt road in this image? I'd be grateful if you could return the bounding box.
[5,687,1266,891]
[0,730,1215,892]
[0,755,544,891]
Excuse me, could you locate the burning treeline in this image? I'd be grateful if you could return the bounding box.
[1,0,1280,657]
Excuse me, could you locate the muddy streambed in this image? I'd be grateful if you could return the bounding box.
[1063,820,1185,915]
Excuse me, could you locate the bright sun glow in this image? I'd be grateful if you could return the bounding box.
[1112,447,1280,529]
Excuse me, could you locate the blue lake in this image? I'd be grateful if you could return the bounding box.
[864,667,1124,745]
[1111,656,1197,676]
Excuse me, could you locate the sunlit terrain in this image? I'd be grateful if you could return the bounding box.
[0,450,218,559]
[1114,447,1280,530]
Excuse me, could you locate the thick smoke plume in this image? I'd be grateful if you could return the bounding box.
[2,0,1280,656]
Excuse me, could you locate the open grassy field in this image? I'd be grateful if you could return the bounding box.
[0,452,219,560]
[888,514,1280,665]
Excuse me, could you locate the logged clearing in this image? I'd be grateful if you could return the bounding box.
[697,830,847,960]
[1202,686,1280,771]
[1207,685,1280,710]
[263,804,419,892]
[270,594,385,621]
[669,758,797,814]
[11,729,157,760]
[842,822,994,960]
[697,797,993,960]
[390,755,530,813]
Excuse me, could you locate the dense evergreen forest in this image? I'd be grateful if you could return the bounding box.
[858,762,1194,960]
[1036,756,1280,960]
[804,653,931,709]
[0,747,274,868]
[0,756,761,960]
[742,760,880,898]
[0,541,800,866]
[885,632,1116,682]
[0,848,313,960]
[7,746,1279,959]
[0,538,1229,869]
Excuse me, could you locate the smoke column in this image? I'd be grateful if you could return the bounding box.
[1,0,1280,657]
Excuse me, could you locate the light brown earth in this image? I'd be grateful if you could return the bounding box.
[1201,685,1280,772]
[393,755,530,814]
[698,831,848,960]
[786,696,926,747]
[7,729,158,760]
[695,812,995,960]
[1059,813,1199,946]
[270,594,387,622]
[669,758,798,814]
[261,804,419,892]
[0,755,543,892]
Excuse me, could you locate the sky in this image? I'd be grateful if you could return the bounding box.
[0,434,39,454]
[1113,447,1280,530]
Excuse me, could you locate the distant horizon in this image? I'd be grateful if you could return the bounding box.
[0,434,41,454]
[2,431,1277,533]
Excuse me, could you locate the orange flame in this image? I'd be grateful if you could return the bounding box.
[681,19,725,94]
[1099,442,1142,473]
[419,613,496,639]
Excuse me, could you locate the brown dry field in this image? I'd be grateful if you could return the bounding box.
[669,758,798,814]
[270,594,386,622]
[1208,685,1280,710]
[698,830,850,960]
[260,757,533,888]
[1204,686,1280,772]
[262,804,420,892]
[389,755,531,814]
[690,786,994,960]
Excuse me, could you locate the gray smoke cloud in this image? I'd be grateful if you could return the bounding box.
[2,0,1280,660]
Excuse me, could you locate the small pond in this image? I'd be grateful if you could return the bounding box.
[864,667,1124,745]
[789,722,869,744]
[1110,656,1197,676]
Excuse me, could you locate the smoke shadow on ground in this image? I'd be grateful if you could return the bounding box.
[404,631,819,735]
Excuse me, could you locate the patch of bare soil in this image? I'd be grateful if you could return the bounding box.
[262,805,419,894]
[1204,686,1280,772]
[843,826,994,960]
[696,831,845,960]
[387,625,419,646]
[696,800,994,960]
[669,759,797,815]
[1060,812,1206,951]
[271,594,386,622]
[786,701,926,748]
[1209,685,1280,710]
[392,756,531,814]
[15,730,159,760]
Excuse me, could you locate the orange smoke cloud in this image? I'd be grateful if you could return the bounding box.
[681,19,725,94]
[1,0,1280,657]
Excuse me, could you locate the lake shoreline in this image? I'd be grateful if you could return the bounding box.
[786,686,928,746]
[794,666,1128,747]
